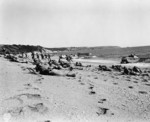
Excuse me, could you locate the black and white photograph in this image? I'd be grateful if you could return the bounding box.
[0,0,150,122]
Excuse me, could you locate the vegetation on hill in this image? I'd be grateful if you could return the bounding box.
[0,44,43,54]
[0,44,150,59]
[59,46,150,59]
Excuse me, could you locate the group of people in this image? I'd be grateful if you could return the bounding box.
[100,64,143,76]
[2,48,144,77]
[32,54,76,77]
[31,52,51,60]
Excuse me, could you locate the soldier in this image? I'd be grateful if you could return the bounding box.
[48,54,51,60]
[24,52,27,58]
[36,53,39,59]
[98,65,111,71]
[35,62,75,77]
[75,62,83,67]
[2,48,6,56]
[132,66,142,73]
[41,53,44,59]
[123,67,129,75]
[31,52,35,60]
[66,55,73,62]
[44,54,47,59]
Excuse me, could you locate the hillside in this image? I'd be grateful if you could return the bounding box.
[57,46,150,59]
[0,44,43,54]
[0,44,150,59]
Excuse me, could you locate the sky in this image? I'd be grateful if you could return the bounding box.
[0,0,150,47]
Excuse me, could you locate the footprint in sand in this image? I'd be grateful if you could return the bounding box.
[133,81,138,83]
[89,91,96,95]
[37,77,44,81]
[94,76,98,79]
[21,66,26,71]
[126,79,131,81]
[21,93,42,99]
[24,83,32,87]
[113,82,118,85]
[142,79,148,82]
[19,84,40,91]
[10,93,42,101]
[96,107,109,115]
[6,103,48,116]
[27,103,48,114]
[7,107,24,116]
[80,82,85,85]
[138,91,148,94]
[98,99,107,104]
[78,79,81,82]
[33,87,40,90]
[38,120,51,122]
[26,87,40,91]
[5,96,23,105]
[115,77,119,79]
[96,107,114,116]
[5,93,42,106]
[128,86,133,89]
[34,81,42,84]
[89,86,94,90]
[145,84,150,86]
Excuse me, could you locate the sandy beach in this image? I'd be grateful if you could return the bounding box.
[0,56,150,122]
